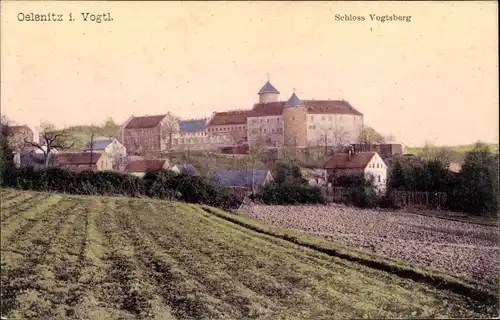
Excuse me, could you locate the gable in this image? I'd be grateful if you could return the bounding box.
[365,153,387,170]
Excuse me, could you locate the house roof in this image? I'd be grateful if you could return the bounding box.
[304,100,363,116]
[172,164,198,175]
[55,152,104,165]
[247,99,362,119]
[249,102,285,117]
[212,170,270,189]
[258,81,280,94]
[178,119,207,133]
[285,93,303,107]
[84,139,115,151]
[207,110,251,126]
[125,115,166,129]
[324,152,377,170]
[124,159,169,173]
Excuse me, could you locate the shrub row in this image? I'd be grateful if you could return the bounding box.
[258,183,326,205]
[2,167,240,210]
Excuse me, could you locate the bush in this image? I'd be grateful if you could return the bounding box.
[259,183,326,205]
[342,175,381,209]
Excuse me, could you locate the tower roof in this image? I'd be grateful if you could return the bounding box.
[285,92,303,107]
[258,81,280,95]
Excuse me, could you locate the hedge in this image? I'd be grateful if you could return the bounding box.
[258,183,326,205]
[2,167,239,210]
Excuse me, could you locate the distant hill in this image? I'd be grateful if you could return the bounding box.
[404,143,499,163]
[65,124,121,150]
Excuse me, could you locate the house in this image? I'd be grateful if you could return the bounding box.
[170,118,210,151]
[206,110,251,150]
[170,164,198,175]
[119,114,172,154]
[324,150,388,193]
[83,137,127,170]
[123,159,170,177]
[212,169,273,192]
[7,125,34,151]
[54,152,113,173]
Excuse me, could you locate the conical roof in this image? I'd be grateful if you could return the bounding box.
[258,81,280,95]
[285,92,303,107]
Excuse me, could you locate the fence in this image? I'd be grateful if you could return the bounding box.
[390,190,447,209]
[324,186,447,210]
[325,186,348,203]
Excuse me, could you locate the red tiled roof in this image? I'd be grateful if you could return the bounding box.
[124,159,169,173]
[324,152,376,170]
[125,115,166,129]
[55,152,103,165]
[249,102,286,117]
[207,110,251,126]
[304,100,363,116]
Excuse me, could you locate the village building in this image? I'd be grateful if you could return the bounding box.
[170,118,210,151]
[206,110,251,150]
[324,150,388,194]
[53,152,113,173]
[123,159,170,177]
[212,169,273,192]
[83,137,127,170]
[119,114,171,155]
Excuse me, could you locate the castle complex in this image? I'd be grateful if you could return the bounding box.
[119,79,365,153]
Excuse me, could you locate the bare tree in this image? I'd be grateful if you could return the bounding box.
[160,112,180,151]
[317,125,350,155]
[124,131,149,156]
[25,122,76,168]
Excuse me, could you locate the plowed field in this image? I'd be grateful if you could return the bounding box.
[0,189,495,319]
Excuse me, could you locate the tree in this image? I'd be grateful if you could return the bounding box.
[318,125,350,155]
[160,112,180,151]
[0,116,16,185]
[102,117,120,137]
[25,122,76,168]
[273,162,307,186]
[387,160,406,190]
[358,126,385,144]
[454,142,499,215]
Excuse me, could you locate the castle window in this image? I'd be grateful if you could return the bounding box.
[310,116,314,121]
[267,119,269,123]
[329,116,333,121]
[321,116,325,121]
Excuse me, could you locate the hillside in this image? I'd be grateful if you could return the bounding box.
[404,143,499,163]
[0,189,496,319]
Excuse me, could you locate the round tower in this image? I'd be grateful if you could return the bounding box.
[257,79,280,103]
[282,91,307,147]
